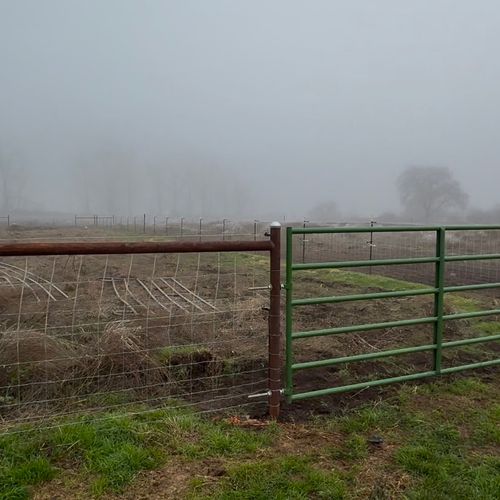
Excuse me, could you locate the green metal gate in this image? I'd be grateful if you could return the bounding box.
[285,225,500,402]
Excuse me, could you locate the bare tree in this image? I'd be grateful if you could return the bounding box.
[397,166,468,222]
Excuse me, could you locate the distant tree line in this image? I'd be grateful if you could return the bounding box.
[308,166,497,224]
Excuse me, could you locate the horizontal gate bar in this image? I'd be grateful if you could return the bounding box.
[292,226,438,234]
[292,288,437,306]
[290,371,437,400]
[291,254,500,272]
[442,334,500,348]
[444,283,500,293]
[292,257,438,271]
[292,310,500,339]
[443,225,500,230]
[440,359,500,374]
[0,240,274,257]
[292,283,500,307]
[289,358,500,400]
[445,253,500,262]
[292,316,437,339]
[444,309,500,321]
[292,344,436,370]
[292,334,500,371]
[291,224,500,234]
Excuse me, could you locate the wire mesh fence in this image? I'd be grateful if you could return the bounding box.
[285,225,500,402]
[0,219,498,432]
[0,247,274,434]
[295,223,500,287]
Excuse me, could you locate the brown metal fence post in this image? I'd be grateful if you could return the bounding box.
[268,222,282,419]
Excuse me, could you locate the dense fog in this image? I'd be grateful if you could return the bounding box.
[1,1,499,221]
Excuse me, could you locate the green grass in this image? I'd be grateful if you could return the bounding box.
[311,376,500,498]
[475,321,500,335]
[1,247,498,498]
[319,268,428,291]
[396,446,500,499]
[329,434,368,461]
[191,456,346,500]
[446,294,485,313]
[0,407,278,498]
[300,267,490,313]
[157,345,211,363]
[0,376,498,499]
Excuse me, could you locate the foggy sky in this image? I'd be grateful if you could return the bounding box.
[1,1,500,219]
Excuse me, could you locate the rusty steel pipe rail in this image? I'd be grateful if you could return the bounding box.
[0,240,274,257]
[0,230,283,420]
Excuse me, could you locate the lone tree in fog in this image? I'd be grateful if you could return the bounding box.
[397,166,468,222]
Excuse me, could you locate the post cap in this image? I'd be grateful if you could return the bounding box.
[270,221,281,228]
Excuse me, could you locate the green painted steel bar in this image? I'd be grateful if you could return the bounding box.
[292,226,437,234]
[445,253,500,262]
[290,371,437,401]
[443,224,500,231]
[292,311,499,340]
[440,359,500,374]
[444,309,500,321]
[433,228,446,374]
[444,282,500,293]
[290,358,500,401]
[291,334,500,372]
[292,256,438,271]
[292,287,437,306]
[291,224,500,235]
[292,344,436,371]
[442,334,500,349]
[285,224,500,404]
[285,227,294,400]
[292,316,437,339]
[292,282,500,307]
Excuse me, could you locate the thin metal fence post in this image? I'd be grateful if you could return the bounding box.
[285,226,293,402]
[222,219,227,241]
[368,219,375,274]
[433,227,446,374]
[165,216,169,235]
[153,216,156,234]
[269,222,282,419]
[143,214,146,234]
[254,220,258,241]
[199,218,203,241]
[180,217,184,238]
[302,220,308,263]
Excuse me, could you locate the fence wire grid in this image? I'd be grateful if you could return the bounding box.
[0,247,271,434]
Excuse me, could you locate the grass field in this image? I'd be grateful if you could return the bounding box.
[0,373,497,499]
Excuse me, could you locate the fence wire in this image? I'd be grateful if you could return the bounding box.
[287,226,499,398]
[0,245,270,434]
